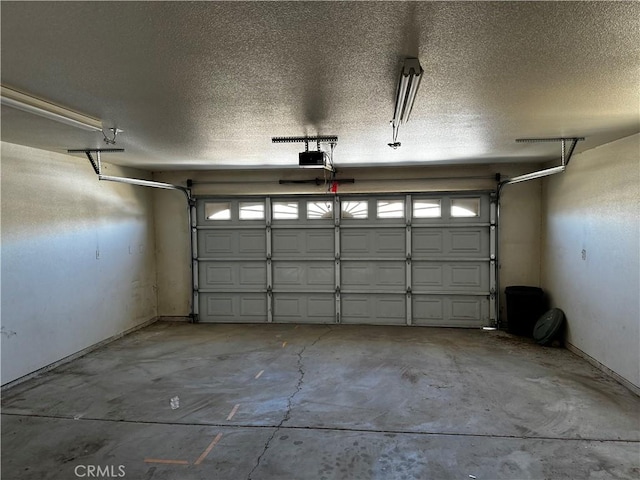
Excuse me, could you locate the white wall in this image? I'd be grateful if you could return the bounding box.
[1,142,158,385]
[496,168,543,319]
[153,187,192,316]
[153,164,543,320]
[541,134,640,389]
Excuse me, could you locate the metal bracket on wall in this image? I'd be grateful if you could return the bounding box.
[67,148,124,175]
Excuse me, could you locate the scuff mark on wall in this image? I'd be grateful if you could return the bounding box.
[1,327,18,338]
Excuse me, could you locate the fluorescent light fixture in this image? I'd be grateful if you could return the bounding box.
[1,85,103,132]
[505,166,566,185]
[392,58,423,127]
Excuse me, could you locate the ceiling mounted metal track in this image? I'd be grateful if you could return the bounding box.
[272,136,338,143]
[272,135,338,152]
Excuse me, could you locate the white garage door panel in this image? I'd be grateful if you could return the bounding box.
[201,293,267,322]
[195,194,495,326]
[272,229,334,258]
[199,230,266,258]
[450,264,484,288]
[342,294,406,325]
[413,228,489,259]
[449,230,485,255]
[412,231,443,255]
[413,295,489,327]
[272,261,334,290]
[341,229,405,258]
[273,294,335,323]
[412,262,489,292]
[341,261,406,291]
[199,261,266,289]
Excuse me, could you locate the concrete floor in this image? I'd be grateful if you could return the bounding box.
[2,322,639,480]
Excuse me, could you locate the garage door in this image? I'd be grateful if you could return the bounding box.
[195,194,496,327]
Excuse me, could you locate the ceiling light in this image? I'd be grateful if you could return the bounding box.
[390,58,423,147]
[393,58,423,126]
[1,84,103,132]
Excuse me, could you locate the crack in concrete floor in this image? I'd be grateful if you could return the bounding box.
[246,326,333,480]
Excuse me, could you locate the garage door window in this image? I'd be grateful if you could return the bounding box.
[413,199,441,218]
[273,201,299,220]
[377,200,404,218]
[205,202,231,220]
[239,202,265,220]
[341,200,368,219]
[451,198,480,218]
[307,201,333,219]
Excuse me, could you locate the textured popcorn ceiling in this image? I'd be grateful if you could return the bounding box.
[1,1,638,170]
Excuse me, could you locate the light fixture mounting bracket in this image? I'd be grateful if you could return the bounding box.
[103,127,123,145]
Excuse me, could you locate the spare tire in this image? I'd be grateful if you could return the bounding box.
[533,308,565,346]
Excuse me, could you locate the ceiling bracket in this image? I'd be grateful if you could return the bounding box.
[499,137,585,190]
[67,148,124,175]
[515,137,585,166]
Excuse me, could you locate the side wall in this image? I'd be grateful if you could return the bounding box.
[1,142,158,385]
[541,134,640,389]
[153,163,543,321]
[497,171,542,316]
